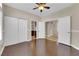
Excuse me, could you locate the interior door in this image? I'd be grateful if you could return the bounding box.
[0,10,2,41]
[57,16,71,45]
[4,16,18,46]
[18,19,27,42]
[37,22,45,39]
[4,16,28,46]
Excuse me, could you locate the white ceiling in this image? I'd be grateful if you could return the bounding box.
[4,3,73,17]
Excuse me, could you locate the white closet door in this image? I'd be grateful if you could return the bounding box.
[0,11,2,41]
[4,16,18,46]
[18,19,27,42]
[37,22,45,39]
[57,16,71,45]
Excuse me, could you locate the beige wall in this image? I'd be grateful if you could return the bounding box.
[44,4,79,48]
[0,7,1,11]
[3,4,41,42]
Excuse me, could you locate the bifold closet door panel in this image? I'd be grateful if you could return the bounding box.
[18,19,27,42]
[0,11,2,41]
[4,16,28,46]
[57,16,70,46]
[4,17,18,46]
[37,22,45,38]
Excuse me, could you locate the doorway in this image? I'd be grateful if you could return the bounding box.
[45,20,58,42]
[31,21,37,40]
[45,16,71,46]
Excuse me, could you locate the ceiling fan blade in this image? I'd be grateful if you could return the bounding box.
[33,7,38,10]
[41,3,46,5]
[44,6,50,9]
[36,3,46,5]
[36,3,40,5]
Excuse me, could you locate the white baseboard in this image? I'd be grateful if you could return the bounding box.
[58,42,79,51]
[0,45,5,56]
[36,38,46,39]
[71,44,79,50]
[26,39,32,41]
[4,40,32,47]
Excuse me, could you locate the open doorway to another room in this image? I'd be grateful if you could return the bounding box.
[45,16,71,46]
[31,21,37,40]
[45,20,58,42]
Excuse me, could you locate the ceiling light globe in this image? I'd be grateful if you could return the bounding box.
[39,6,44,10]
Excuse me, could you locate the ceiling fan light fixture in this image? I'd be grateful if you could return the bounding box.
[33,3,50,12]
[38,6,44,10]
[38,6,44,12]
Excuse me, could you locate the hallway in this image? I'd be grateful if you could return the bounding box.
[2,39,79,56]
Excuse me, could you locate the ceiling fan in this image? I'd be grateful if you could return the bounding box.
[33,3,50,12]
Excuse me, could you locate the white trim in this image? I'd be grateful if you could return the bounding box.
[4,39,32,46]
[0,45,5,56]
[36,38,46,40]
[71,44,79,50]
[58,42,79,50]
[71,30,79,33]
[26,39,32,41]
